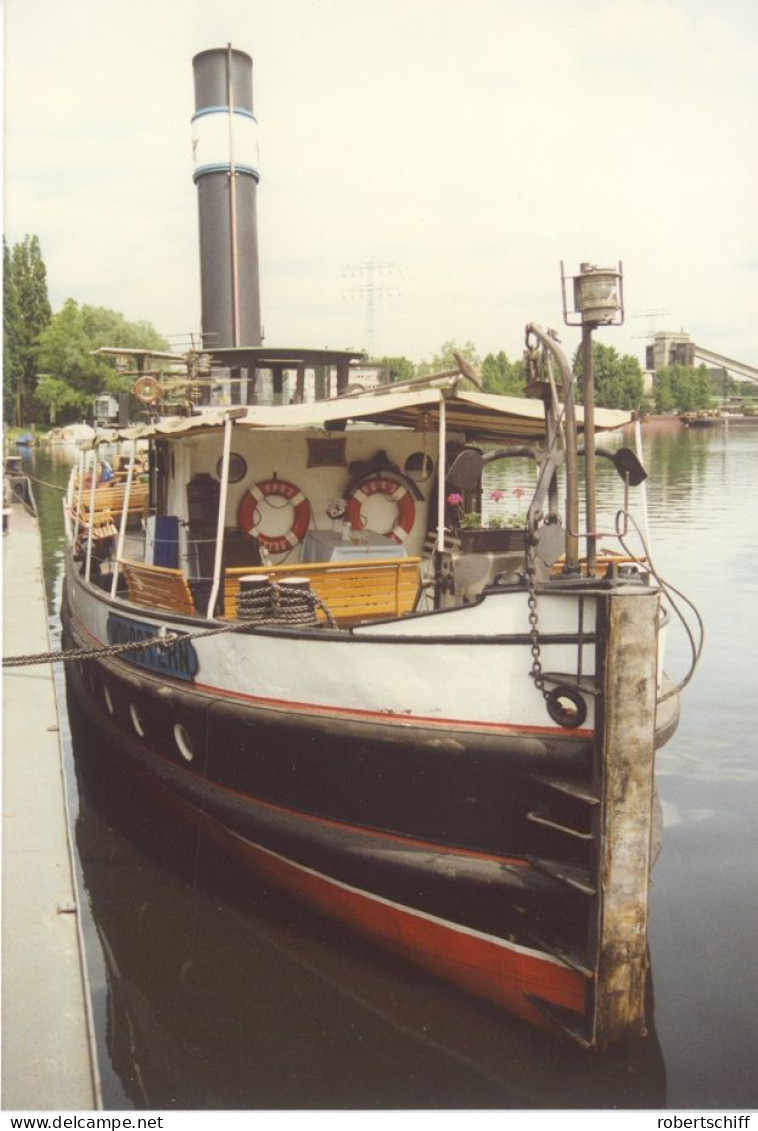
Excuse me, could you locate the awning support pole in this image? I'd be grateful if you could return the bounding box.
[436,399,447,553]
[207,415,234,618]
[73,449,85,541]
[84,451,97,584]
[633,418,651,551]
[111,439,137,599]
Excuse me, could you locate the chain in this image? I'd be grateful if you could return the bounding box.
[526,545,548,701]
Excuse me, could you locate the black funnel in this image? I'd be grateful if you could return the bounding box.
[192,46,262,350]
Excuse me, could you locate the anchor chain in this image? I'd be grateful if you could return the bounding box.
[526,546,548,701]
[526,543,588,729]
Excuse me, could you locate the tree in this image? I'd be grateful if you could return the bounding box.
[417,339,480,378]
[4,235,52,425]
[572,341,645,411]
[480,351,525,395]
[378,355,416,384]
[35,300,170,423]
[693,364,713,409]
[3,239,23,423]
[654,363,712,413]
[653,369,675,413]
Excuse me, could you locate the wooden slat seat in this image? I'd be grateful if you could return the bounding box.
[78,481,149,525]
[223,557,422,625]
[77,508,119,542]
[120,559,196,617]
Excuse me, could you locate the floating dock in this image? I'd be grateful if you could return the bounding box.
[2,500,99,1110]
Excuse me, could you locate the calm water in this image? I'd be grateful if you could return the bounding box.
[19,421,758,1110]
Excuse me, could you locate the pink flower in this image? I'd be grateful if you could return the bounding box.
[488,489,506,502]
[447,492,463,506]
[512,487,526,499]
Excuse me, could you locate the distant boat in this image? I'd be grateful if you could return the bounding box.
[43,424,96,448]
[679,410,722,427]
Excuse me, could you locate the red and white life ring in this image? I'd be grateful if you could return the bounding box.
[345,475,416,543]
[237,478,312,555]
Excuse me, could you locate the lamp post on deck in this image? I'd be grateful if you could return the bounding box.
[561,262,624,574]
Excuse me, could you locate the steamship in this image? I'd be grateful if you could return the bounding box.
[62,47,692,1049]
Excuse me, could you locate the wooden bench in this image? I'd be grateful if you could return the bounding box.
[223,557,422,625]
[75,508,119,543]
[120,559,196,617]
[78,481,149,526]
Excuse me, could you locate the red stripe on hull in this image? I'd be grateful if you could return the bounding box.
[190,677,595,739]
[226,831,587,1033]
[140,768,588,1037]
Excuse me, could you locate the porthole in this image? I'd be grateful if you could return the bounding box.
[103,684,114,716]
[216,452,248,484]
[174,723,194,762]
[130,703,145,738]
[404,451,434,482]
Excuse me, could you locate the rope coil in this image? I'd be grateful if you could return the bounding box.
[237,577,336,628]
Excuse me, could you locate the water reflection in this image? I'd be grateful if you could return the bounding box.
[68,694,665,1110]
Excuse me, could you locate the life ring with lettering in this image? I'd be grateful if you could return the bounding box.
[237,478,312,554]
[345,474,415,543]
[134,375,161,406]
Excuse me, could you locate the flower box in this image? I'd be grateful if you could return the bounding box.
[455,527,526,553]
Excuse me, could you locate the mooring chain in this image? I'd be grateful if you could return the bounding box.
[525,546,549,702]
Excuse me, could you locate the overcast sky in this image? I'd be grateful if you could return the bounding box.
[4,0,757,370]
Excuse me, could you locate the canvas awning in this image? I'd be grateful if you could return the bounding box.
[88,384,631,448]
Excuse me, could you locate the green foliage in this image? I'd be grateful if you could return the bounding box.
[417,339,480,379]
[3,235,52,425]
[653,363,712,413]
[35,300,169,423]
[34,374,85,422]
[378,355,416,384]
[3,241,24,422]
[572,341,645,411]
[480,351,526,395]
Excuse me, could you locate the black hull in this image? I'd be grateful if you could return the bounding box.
[67,696,666,1107]
[61,576,674,1046]
[63,602,593,954]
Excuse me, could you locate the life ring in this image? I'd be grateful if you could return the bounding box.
[134,375,161,406]
[237,479,312,554]
[345,474,415,543]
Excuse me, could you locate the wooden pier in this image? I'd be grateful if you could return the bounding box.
[2,500,99,1110]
